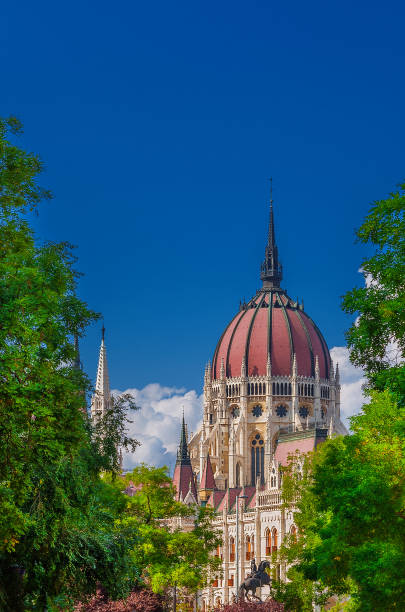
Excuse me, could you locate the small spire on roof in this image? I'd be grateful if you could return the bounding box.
[241,355,247,378]
[260,178,283,289]
[292,353,297,377]
[176,411,191,466]
[335,362,340,383]
[315,355,320,380]
[220,357,225,379]
[266,353,271,377]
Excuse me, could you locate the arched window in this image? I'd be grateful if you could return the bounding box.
[230,536,235,562]
[290,525,297,542]
[265,528,271,555]
[272,528,278,551]
[246,535,252,560]
[251,433,265,485]
[273,382,275,394]
[276,382,279,395]
[236,462,241,487]
[289,383,292,394]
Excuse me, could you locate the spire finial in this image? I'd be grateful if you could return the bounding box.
[102,322,105,342]
[260,180,283,289]
[177,409,191,465]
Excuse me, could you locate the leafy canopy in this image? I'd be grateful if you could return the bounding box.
[0,116,139,610]
[115,465,222,594]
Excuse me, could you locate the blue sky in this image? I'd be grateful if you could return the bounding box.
[1,0,404,402]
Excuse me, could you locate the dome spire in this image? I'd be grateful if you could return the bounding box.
[260,178,283,289]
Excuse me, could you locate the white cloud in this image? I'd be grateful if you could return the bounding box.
[330,346,366,429]
[112,383,203,472]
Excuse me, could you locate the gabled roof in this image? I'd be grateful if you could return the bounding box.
[200,454,216,490]
[206,489,226,509]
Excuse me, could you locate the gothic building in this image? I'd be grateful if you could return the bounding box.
[172,192,348,609]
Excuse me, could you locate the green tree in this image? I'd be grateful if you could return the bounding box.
[116,465,222,595]
[278,391,405,611]
[0,117,139,610]
[271,184,405,611]
[342,182,405,398]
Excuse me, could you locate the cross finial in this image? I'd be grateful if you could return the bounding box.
[269,176,273,204]
[101,322,105,342]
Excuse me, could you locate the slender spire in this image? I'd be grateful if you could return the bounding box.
[260,178,283,288]
[335,362,340,384]
[73,333,82,370]
[90,325,112,420]
[176,411,191,465]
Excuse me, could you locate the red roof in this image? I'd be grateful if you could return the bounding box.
[212,291,330,379]
[274,429,328,466]
[172,463,198,502]
[200,454,216,490]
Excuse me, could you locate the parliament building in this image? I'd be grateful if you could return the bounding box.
[171,192,347,608]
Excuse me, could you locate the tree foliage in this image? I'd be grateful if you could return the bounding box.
[342,182,405,393]
[0,117,139,610]
[274,184,405,611]
[115,465,222,594]
[277,391,405,611]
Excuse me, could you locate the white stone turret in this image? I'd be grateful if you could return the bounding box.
[90,325,111,421]
[291,353,299,430]
[314,354,321,424]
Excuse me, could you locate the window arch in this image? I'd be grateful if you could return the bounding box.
[265,528,271,556]
[251,433,265,485]
[229,536,235,562]
[290,525,297,542]
[272,528,278,551]
[246,535,253,560]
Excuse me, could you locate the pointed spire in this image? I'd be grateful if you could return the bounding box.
[260,178,283,288]
[95,326,111,399]
[266,353,272,377]
[335,362,340,383]
[329,358,335,383]
[73,334,82,370]
[220,357,225,379]
[176,412,191,465]
[315,355,320,380]
[292,353,297,377]
[241,355,247,378]
[206,360,212,383]
[91,325,112,420]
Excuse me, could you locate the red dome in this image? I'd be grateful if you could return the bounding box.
[212,290,331,380]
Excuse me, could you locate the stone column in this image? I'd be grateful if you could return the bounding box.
[314,355,321,425]
[264,354,272,481]
[291,354,299,431]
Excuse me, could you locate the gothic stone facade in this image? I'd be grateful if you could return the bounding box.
[172,195,348,609]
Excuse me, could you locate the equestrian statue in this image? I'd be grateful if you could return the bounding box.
[238,558,272,602]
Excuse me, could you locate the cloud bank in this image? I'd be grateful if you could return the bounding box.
[117,347,365,471]
[113,383,203,472]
